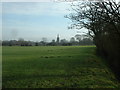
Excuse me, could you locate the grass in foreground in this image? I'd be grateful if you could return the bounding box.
[2,46,120,88]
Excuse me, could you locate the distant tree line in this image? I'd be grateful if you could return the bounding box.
[2,35,93,46]
[66,1,120,79]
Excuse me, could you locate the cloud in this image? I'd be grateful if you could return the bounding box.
[2,2,77,41]
[0,3,2,14]
[0,3,2,40]
[2,2,71,16]
[1,0,53,2]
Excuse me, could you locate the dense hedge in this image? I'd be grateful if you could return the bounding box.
[67,1,120,79]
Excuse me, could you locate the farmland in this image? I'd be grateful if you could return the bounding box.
[2,46,120,88]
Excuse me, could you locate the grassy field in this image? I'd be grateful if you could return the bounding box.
[2,46,120,88]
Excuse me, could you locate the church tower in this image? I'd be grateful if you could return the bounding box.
[56,34,60,43]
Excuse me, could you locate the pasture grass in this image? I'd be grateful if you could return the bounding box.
[2,46,120,88]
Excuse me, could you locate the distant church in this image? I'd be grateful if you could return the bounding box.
[56,34,60,43]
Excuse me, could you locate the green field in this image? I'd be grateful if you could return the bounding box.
[2,46,120,88]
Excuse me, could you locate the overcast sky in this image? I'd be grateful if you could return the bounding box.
[2,2,82,42]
